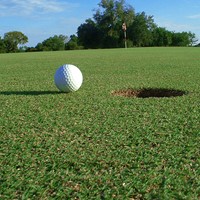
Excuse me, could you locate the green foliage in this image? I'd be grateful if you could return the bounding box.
[77,0,197,48]
[77,19,102,49]
[128,12,155,47]
[2,31,28,53]
[65,35,83,50]
[152,27,172,46]
[0,37,6,53]
[92,0,135,48]
[194,43,200,47]
[171,31,197,46]
[0,48,200,199]
[35,35,67,51]
[34,43,43,51]
[95,0,135,29]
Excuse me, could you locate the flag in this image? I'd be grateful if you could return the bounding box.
[122,22,127,31]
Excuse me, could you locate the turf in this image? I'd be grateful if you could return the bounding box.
[0,47,200,199]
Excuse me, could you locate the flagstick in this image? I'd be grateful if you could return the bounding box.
[124,30,127,48]
[122,22,127,49]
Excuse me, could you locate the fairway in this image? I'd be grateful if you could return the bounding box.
[0,48,200,199]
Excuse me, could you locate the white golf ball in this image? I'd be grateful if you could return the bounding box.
[54,64,83,92]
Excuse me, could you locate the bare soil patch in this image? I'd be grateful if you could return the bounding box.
[111,88,187,98]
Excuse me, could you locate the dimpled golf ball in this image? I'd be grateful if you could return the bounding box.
[54,64,83,92]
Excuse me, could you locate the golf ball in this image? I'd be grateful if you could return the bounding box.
[54,64,83,92]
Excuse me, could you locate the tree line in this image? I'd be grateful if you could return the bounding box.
[77,0,197,48]
[0,0,198,53]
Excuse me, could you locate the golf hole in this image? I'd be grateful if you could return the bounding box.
[111,88,187,98]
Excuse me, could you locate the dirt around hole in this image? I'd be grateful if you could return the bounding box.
[111,88,187,98]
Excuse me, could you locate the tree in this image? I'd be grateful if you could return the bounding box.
[152,27,172,46]
[0,37,6,53]
[35,35,67,51]
[35,43,43,51]
[187,31,198,46]
[65,35,82,50]
[77,19,102,49]
[129,12,156,47]
[93,0,135,48]
[171,32,195,46]
[4,31,28,52]
[194,43,200,47]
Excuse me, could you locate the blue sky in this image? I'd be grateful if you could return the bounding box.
[0,0,199,46]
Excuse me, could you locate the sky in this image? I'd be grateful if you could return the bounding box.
[0,0,200,46]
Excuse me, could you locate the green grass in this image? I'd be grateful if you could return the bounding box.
[0,47,200,199]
